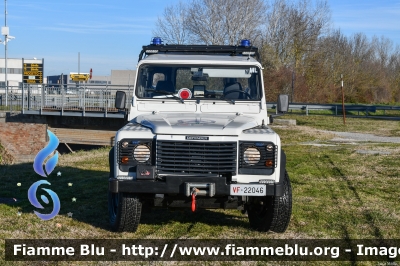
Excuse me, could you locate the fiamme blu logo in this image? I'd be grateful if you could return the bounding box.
[28,130,60,220]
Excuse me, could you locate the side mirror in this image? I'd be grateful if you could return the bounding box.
[115,91,126,109]
[277,94,289,113]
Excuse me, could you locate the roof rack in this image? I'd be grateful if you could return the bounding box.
[138,44,260,62]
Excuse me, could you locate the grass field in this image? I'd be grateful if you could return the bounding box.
[1,115,399,265]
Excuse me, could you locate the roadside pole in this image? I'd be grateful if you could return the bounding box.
[341,74,346,125]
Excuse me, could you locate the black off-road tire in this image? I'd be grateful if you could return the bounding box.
[109,192,142,232]
[247,171,292,233]
[109,147,115,178]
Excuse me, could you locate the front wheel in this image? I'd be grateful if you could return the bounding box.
[108,192,142,232]
[247,171,292,233]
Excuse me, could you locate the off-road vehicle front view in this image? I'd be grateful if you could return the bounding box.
[109,38,291,233]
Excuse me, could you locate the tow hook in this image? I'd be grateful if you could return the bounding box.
[191,188,199,212]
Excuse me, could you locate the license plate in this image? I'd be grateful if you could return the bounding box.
[230,184,266,196]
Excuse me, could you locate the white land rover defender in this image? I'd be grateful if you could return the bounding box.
[109,38,291,233]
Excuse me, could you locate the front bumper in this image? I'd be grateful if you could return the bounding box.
[109,176,284,197]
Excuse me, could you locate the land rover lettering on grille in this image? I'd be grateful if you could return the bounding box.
[185,136,209,140]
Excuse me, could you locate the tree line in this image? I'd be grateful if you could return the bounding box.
[153,0,400,104]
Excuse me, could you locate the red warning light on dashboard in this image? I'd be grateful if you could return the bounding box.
[178,88,192,100]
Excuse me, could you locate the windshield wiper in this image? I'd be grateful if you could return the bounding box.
[146,89,184,103]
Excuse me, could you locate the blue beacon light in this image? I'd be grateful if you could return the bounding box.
[152,37,163,45]
[240,39,251,47]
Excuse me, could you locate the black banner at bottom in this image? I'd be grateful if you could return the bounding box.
[5,239,400,262]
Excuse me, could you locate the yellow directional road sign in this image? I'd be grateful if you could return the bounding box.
[70,73,90,81]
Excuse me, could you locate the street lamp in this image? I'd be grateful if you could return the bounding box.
[1,0,15,107]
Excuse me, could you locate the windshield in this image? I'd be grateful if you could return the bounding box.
[135,65,262,100]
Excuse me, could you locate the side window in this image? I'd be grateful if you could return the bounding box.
[152,73,165,88]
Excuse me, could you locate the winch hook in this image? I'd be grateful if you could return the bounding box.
[191,188,199,212]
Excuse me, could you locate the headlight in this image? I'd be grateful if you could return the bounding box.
[133,145,151,163]
[243,147,261,165]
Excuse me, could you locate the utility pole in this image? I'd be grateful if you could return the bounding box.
[291,70,295,103]
[341,74,346,125]
[4,0,7,106]
[1,0,14,107]
[78,52,80,74]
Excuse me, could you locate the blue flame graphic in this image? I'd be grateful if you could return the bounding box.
[33,130,59,177]
[30,130,61,220]
[28,180,61,220]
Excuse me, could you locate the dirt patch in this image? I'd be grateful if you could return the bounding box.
[356,150,391,155]
[321,130,400,143]
[0,143,14,164]
[272,125,336,142]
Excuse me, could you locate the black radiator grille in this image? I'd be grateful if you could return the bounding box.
[156,141,237,175]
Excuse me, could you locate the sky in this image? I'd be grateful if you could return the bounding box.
[3,0,400,77]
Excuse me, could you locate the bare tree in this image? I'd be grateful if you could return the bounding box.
[154,0,267,45]
[152,1,191,44]
[185,0,226,45]
[220,0,268,45]
[390,49,400,102]
[263,0,291,67]
[265,0,331,68]
[372,36,394,68]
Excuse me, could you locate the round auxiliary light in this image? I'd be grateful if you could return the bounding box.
[178,88,192,100]
[133,145,151,163]
[243,147,261,165]
[151,37,162,45]
[240,39,251,47]
[121,141,129,148]
[266,144,274,152]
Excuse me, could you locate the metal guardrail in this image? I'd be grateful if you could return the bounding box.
[0,84,133,117]
[267,103,400,116]
[267,103,378,115]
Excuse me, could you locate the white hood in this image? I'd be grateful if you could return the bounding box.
[135,113,259,136]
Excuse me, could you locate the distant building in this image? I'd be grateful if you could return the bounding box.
[111,70,136,86]
[88,75,111,85]
[47,74,67,85]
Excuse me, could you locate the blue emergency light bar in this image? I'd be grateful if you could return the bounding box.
[139,37,260,62]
